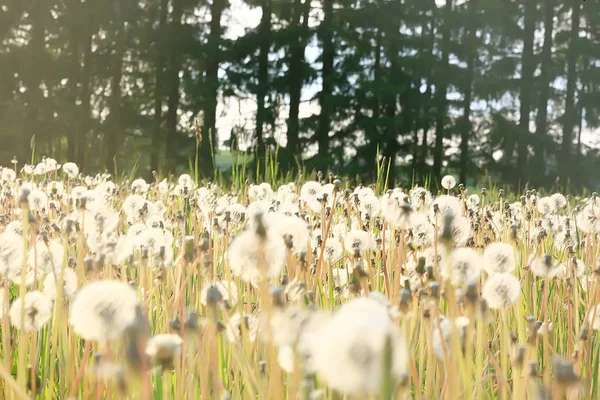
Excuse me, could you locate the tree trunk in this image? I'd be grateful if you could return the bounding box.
[150,0,169,175]
[165,0,184,173]
[23,0,49,162]
[516,0,536,187]
[67,0,81,162]
[560,0,580,178]
[316,0,334,163]
[255,0,272,165]
[77,33,92,171]
[417,18,436,183]
[432,0,452,181]
[459,0,477,185]
[104,13,126,172]
[199,0,226,179]
[533,0,554,185]
[286,0,310,169]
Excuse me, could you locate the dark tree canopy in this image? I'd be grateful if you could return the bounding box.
[1,0,599,189]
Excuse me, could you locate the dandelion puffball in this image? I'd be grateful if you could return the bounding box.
[9,291,53,331]
[228,228,286,283]
[306,297,408,395]
[482,273,521,309]
[483,242,516,274]
[43,268,78,300]
[69,280,141,341]
[343,229,374,255]
[146,334,183,368]
[441,175,457,190]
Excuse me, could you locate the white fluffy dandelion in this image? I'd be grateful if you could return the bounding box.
[529,254,561,279]
[228,228,286,283]
[442,248,482,287]
[69,280,141,341]
[482,273,521,309]
[0,231,24,276]
[483,242,516,274]
[62,162,79,179]
[9,291,52,331]
[343,229,374,255]
[43,268,78,300]
[200,281,238,306]
[305,297,408,395]
[441,175,456,190]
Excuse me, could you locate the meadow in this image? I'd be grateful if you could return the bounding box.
[0,157,598,400]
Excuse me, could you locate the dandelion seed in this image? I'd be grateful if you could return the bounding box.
[529,254,561,279]
[1,167,16,182]
[43,268,78,300]
[483,242,516,274]
[561,258,585,278]
[9,291,52,331]
[305,297,408,395]
[343,229,374,255]
[228,226,286,283]
[441,175,456,190]
[62,162,79,179]
[410,213,434,248]
[146,334,183,369]
[431,195,462,220]
[442,248,482,287]
[28,189,48,211]
[225,312,260,343]
[69,280,141,341]
[0,231,24,276]
[537,197,556,215]
[28,239,64,273]
[321,238,343,263]
[482,273,521,309]
[467,194,480,209]
[300,181,322,205]
[130,178,150,194]
[200,281,238,306]
[266,214,310,254]
[358,195,380,219]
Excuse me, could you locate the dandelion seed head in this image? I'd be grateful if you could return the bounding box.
[1,167,16,182]
[9,291,52,331]
[28,239,64,274]
[62,162,79,179]
[410,213,434,248]
[482,273,521,309]
[146,334,183,360]
[537,196,556,215]
[343,229,374,255]
[130,178,149,194]
[442,248,482,287]
[266,214,310,254]
[43,268,78,300]
[529,254,561,279]
[483,242,516,274]
[200,281,238,306]
[0,231,24,276]
[467,194,480,209]
[28,189,48,211]
[69,280,141,341]
[228,228,286,283]
[226,312,260,343]
[305,297,408,395]
[441,175,456,190]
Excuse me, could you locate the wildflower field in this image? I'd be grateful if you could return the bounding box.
[1,158,600,400]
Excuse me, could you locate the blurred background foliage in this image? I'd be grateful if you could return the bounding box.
[1,0,600,190]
